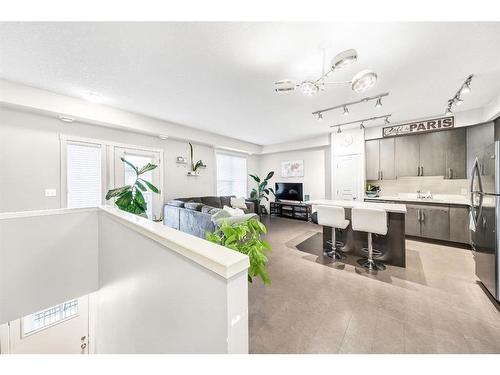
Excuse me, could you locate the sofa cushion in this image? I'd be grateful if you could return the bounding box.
[230,197,247,209]
[167,199,185,208]
[220,195,235,207]
[201,205,216,214]
[184,202,204,211]
[201,196,223,208]
[208,207,222,215]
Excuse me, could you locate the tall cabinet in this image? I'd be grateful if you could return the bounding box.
[365,137,395,180]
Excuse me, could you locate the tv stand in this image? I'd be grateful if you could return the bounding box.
[270,201,311,222]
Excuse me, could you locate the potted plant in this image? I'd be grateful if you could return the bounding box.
[206,218,271,285]
[366,183,381,198]
[249,171,275,215]
[105,157,160,218]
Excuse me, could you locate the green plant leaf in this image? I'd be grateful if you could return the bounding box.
[138,163,157,175]
[105,185,131,200]
[264,171,274,181]
[135,180,147,191]
[249,174,261,183]
[139,178,160,193]
[134,190,147,209]
[121,157,138,174]
[115,190,133,208]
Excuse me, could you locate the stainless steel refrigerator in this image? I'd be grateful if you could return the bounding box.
[470,139,500,302]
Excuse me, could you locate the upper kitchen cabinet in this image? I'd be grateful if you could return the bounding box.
[365,138,395,180]
[444,128,466,179]
[419,131,447,177]
[466,122,494,178]
[395,135,420,177]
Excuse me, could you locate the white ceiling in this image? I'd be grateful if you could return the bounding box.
[1,22,500,145]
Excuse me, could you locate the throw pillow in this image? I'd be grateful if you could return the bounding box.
[223,205,245,216]
[184,202,204,211]
[230,197,247,209]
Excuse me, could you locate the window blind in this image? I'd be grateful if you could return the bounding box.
[216,152,247,197]
[67,142,102,208]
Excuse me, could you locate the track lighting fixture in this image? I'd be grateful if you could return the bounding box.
[275,48,378,97]
[337,126,342,134]
[312,93,389,120]
[445,74,473,115]
[316,113,323,121]
[330,114,392,129]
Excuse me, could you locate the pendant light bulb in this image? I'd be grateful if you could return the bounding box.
[461,82,471,95]
[337,126,342,134]
[455,97,464,106]
[375,96,383,108]
[343,106,349,116]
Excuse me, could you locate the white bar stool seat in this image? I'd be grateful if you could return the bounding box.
[316,205,350,260]
[351,207,388,271]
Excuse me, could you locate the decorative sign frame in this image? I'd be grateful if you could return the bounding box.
[281,160,304,178]
[382,116,454,138]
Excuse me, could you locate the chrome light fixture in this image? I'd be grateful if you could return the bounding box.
[445,74,473,115]
[384,116,390,125]
[301,81,320,96]
[312,92,389,120]
[343,106,349,116]
[331,49,358,71]
[316,113,323,121]
[274,48,378,97]
[359,121,365,129]
[351,70,378,93]
[330,114,392,130]
[375,96,383,108]
[337,126,342,133]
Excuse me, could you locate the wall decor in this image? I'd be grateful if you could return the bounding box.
[176,156,187,164]
[382,116,454,138]
[281,160,304,178]
[187,142,206,176]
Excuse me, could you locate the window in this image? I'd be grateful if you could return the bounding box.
[21,299,79,336]
[123,153,154,219]
[67,142,102,208]
[216,152,247,197]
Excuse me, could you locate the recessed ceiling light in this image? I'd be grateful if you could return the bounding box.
[274,79,296,93]
[58,115,74,123]
[300,81,319,96]
[331,49,358,71]
[351,70,378,93]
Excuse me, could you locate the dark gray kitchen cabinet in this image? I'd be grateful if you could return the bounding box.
[420,205,450,241]
[379,137,395,180]
[365,139,380,180]
[395,135,420,177]
[467,122,494,178]
[449,206,470,244]
[419,131,447,177]
[444,128,466,179]
[365,138,395,180]
[405,205,422,236]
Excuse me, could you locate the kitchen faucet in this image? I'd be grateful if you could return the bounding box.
[416,190,432,199]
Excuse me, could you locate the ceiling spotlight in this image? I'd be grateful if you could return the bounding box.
[343,106,349,116]
[300,81,320,96]
[274,79,296,93]
[316,113,323,121]
[337,126,342,134]
[359,121,365,129]
[331,49,358,71]
[384,117,390,125]
[445,107,453,116]
[455,97,464,106]
[351,70,378,93]
[375,96,383,108]
[461,82,471,95]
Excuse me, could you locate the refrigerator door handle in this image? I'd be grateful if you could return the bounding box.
[470,157,483,194]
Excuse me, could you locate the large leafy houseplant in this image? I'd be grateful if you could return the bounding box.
[249,171,276,214]
[206,218,271,285]
[105,157,160,218]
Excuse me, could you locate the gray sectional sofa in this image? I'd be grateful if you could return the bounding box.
[163,196,257,238]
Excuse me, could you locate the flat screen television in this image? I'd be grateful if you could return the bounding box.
[275,182,303,202]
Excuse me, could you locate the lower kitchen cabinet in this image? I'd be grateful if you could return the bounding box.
[449,206,470,244]
[405,205,422,237]
[420,205,450,241]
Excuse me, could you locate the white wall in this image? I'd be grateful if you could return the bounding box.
[257,147,330,209]
[0,107,219,212]
[0,209,99,324]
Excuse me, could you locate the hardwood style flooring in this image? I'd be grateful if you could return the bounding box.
[248,216,500,354]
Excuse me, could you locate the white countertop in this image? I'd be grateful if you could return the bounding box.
[364,194,470,206]
[306,199,407,213]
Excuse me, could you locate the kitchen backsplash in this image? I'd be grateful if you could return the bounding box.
[366,176,470,197]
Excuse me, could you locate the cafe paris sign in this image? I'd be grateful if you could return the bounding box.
[382,116,454,138]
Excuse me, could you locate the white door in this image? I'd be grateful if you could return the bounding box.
[333,154,361,201]
[7,296,89,354]
[113,147,162,220]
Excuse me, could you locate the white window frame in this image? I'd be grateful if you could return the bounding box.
[60,135,164,210]
[215,149,249,198]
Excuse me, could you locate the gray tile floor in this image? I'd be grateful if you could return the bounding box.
[248,216,500,353]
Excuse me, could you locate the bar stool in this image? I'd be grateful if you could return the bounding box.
[351,207,387,271]
[316,205,350,260]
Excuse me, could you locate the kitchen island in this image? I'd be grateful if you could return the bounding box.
[306,199,407,267]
